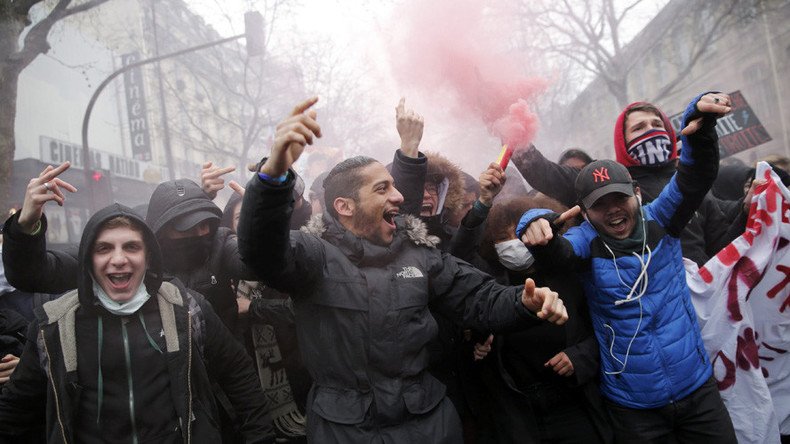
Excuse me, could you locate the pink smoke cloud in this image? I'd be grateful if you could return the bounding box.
[386,0,546,149]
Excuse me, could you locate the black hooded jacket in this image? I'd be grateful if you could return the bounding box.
[2,179,258,330]
[146,179,260,330]
[0,204,273,443]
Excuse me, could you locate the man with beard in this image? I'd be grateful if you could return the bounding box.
[516,92,737,442]
[236,97,569,443]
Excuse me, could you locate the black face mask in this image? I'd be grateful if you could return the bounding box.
[159,234,212,272]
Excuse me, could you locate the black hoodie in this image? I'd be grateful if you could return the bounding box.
[1,180,256,331]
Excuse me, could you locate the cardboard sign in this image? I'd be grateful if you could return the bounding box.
[669,90,772,158]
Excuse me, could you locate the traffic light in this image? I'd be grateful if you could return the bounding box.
[91,169,114,209]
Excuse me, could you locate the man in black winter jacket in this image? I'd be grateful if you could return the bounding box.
[0,202,273,443]
[237,97,569,443]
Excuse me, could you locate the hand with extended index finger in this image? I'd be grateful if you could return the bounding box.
[395,97,424,158]
[262,97,322,177]
[201,161,236,199]
[521,278,568,325]
[18,161,78,234]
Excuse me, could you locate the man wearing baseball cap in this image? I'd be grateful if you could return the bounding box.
[515,92,737,443]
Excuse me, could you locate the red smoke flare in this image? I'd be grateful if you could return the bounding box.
[387,0,546,150]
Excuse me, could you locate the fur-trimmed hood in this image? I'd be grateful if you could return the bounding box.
[424,150,465,216]
[301,213,440,249]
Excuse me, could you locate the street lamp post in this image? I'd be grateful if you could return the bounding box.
[80,11,264,212]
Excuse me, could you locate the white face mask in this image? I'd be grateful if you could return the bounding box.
[494,239,535,271]
[93,278,151,316]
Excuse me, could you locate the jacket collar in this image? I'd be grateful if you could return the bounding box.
[301,213,440,266]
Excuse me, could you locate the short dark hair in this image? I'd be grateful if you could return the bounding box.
[558,148,593,167]
[323,156,378,218]
[625,103,662,120]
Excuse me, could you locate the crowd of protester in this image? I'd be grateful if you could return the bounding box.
[0,90,788,444]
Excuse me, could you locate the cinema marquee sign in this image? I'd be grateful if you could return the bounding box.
[39,136,165,182]
[670,90,772,158]
[121,52,153,161]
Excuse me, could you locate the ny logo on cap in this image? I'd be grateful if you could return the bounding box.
[593,167,610,183]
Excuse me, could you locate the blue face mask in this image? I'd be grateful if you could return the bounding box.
[93,279,151,316]
[494,239,535,271]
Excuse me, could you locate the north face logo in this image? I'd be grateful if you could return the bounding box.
[396,266,424,279]
[592,167,610,183]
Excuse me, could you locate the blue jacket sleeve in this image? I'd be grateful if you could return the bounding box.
[647,92,721,236]
[515,209,592,272]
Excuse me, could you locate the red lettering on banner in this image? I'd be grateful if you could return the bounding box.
[713,328,764,390]
[727,257,761,321]
[762,341,788,354]
[736,328,760,370]
[717,244,742,266]
[767,265,790,312]
[699,266,713,284]
[713,351,736,390]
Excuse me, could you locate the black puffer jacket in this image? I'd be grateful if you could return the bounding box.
[237,172,543,442]
[0,204,273,444]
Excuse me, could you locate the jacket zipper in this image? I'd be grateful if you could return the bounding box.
[41,329,69,443]
[186,311,193,444]
[121,318,140,444]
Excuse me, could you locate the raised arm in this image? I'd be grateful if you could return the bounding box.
[511,144,581,207]
[237,98,326,295]
[448,162,505,261]
[391,97,427,216]
[2,162,79,293]
[648,92,731,236]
